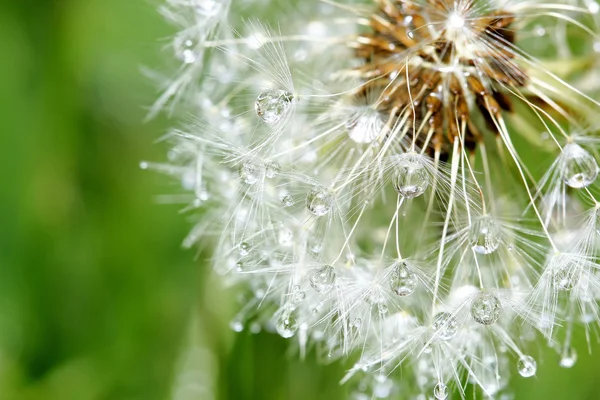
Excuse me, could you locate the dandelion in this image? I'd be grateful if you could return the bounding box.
[146,0,600,398]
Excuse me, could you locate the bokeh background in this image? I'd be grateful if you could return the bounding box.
[1,1,599,399]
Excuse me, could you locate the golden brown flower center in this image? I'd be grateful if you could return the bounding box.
[352,0,531,157]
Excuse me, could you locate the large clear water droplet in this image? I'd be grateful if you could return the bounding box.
[276,312,298,338]
[389,261,418,296]
[432,312,458,340]
[562,143,598,189]
[255,89,293,124]
[309,265,336,293]
[346,109,384,144]
[433,382,448,399]
[306,186,334,216]
[240,163,261,185]
[470,216,501,254]
[393,154,430,198]
[517,355,537,377]
[471,291,502,325]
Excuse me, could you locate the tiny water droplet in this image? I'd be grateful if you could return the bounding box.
[562,143,598,189]
[470,216,501,254]
[240,163,261,185]
[433,382,448,399]
[280,193,294,207]
[230,319,244,332]
[471,291,502,325]
[309,265,336,293]
[290,285,306,304]
[389,261,418,296]
[235,261,244,272]
[346,110,383,144]
[239,242,251,256]
[306,186,334,216]
[559,347,577,368]
[393,154,429,198]
[265,160,281,178]
[552,262,578,291]
[255,89,293,124]
[278,226,294,247]
[432,312,458,341]
[174,36,198,64]
[276,313,298,338]
[517,355,537,377]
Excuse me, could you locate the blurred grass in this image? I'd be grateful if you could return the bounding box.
[0,1,599,399]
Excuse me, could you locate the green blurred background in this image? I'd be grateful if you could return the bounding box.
[1,1,599,399]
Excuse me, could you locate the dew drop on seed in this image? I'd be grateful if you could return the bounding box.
[255,89,293,124]
[265,160,281,178]
[174,36,198,64]
[552,263,578,291]
[560,346,577,368]
[346,110,383,144]
[389,261,418,296]
[280,193,294,207]
[229,319,244,332]
[517,355,537,377]
[393,155,429,198]
[433,383,448,400]
[471,291,502,325]
[470,216,501,254]
[290,285,306,305]
[432,312,458,341]
[278,226,294,247]
[309,265,336,293]
[306,186,334,216]
[240,163,261,185]
[276,313,298,338]
[562,143,598,189]
[235,261,244,272]
[239,242,251,256]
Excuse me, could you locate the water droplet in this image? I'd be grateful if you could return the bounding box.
[230,319,244,332]
[240,163,261,185]
[306,186,334,216]
[235,261,244,272]
[276,313,298,338]
[377,303,388,314]
[432,312,458,340]
[393,154,430,198]
[552,262,578,291]
[174,36,198,64]
[517,355,537,377]
[470,216,501,254]
[346,110,383,144]
[255,89,293,124]
[471,291,502,325]
[280,193,294,207]
[433,382,448,399]
[265,160,281,178]
[560,346,577,368]
[290,285,306,305]
[278,226,294,247]
[562,143,598,189]
[309,265,336,293]
[389,261,418,296]
[373,374,393,398]
[239,242,251,256]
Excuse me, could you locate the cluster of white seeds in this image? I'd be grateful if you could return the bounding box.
[145,0,600,398]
